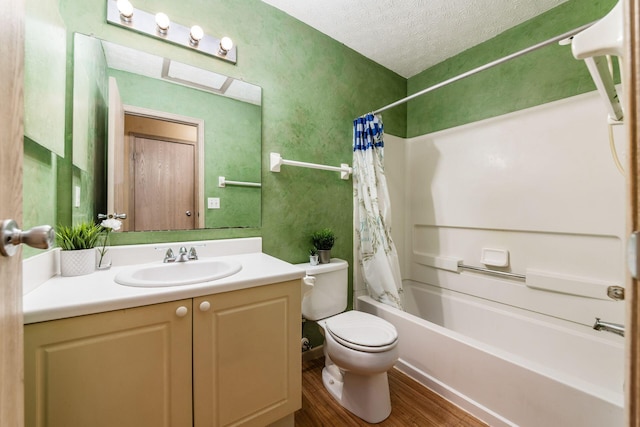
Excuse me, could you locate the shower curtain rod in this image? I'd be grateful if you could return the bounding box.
[371,21,596,115]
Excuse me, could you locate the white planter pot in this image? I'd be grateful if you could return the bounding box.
[60,249,96,277]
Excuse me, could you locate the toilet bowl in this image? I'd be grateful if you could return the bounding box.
[297,259,399,423]
[318,310,399,423]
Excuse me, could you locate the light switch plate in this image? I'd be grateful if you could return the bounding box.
[74,186,81,208]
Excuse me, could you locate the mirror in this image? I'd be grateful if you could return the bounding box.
[72,33,262,232]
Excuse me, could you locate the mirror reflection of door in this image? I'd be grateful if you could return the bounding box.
[126,115,198,231]
[108,76,204,232]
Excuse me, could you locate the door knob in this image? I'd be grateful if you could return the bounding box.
[186,211,192,217]
[0,219,55,257]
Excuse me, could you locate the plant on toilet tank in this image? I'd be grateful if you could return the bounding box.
[311,228,335,264]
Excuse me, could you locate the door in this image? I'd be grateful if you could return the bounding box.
[0,0,24,426]
[193,281,301,427]
[132,136,196,231]
[24,300,193,427]
[628,1,640,425]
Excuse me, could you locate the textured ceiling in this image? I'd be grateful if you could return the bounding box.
[261,0,570,78]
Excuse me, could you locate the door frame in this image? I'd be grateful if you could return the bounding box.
[626,1,640,424]
[112,105,205,229]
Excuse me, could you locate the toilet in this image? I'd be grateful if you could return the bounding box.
[297,258,399,423]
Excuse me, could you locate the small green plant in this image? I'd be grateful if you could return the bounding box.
[311,228,336,251]
[55,222,102,250]
[309,247,318,256]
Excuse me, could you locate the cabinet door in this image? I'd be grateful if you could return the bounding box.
[193,281,301,427]
[24,300,193,427]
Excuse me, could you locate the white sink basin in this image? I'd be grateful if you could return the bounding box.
[115,258,242,287]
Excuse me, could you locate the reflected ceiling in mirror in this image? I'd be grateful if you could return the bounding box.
[72,33,262,232]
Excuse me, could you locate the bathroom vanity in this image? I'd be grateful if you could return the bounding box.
[22,239,304,427]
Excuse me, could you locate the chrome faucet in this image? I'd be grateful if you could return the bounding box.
[163,246,198,263]
[176,246,190,262]
[593,318,625,337]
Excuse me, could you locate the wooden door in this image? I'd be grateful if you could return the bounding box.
[628,1,640,425]
[24,300,193,427]
[193,281,301,427]
[132,136,196,231]
[0,0,24,426]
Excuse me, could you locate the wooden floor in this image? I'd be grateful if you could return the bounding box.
[295,357,488,427]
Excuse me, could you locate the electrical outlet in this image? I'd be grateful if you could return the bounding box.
[208,197,220,209]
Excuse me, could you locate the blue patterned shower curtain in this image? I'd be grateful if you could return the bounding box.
[353,113,403,309]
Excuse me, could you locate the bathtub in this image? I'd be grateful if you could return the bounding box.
[357,280,624,427]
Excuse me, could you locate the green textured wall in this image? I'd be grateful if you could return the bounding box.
[24,0,407,313]
[107,68,261,229]
[406,0,618,137]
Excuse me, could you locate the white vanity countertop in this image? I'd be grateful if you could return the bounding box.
[23,252,305,324]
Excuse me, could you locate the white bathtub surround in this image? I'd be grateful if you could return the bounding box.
[353,114,403,309]
[352,90,627,425]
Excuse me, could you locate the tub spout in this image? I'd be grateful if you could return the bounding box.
[593,318,625,337]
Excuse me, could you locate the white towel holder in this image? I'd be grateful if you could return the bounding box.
[269,152,352,180]
[218,176,261,188]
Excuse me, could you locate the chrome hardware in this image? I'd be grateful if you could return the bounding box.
[163,248,176,263]
[593,318,625,337]
[98,212,127,220]
[185,211,192,217]
[607,285,625,301]
[0,220,54,257]
[188,247,198,261]
[176,246,190,262]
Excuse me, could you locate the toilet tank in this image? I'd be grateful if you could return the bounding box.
[296,258,348,321]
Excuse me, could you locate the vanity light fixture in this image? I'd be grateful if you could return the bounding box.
[106,0,237,64]
[116,0,134,22]
[219,36,233,55]
[155,12,170,35]
[189,25,204,46]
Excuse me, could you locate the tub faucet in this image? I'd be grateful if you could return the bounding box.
[593,318,625,337]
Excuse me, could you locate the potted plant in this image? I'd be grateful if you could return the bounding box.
[309,248,319,266]
[311,228,336,264]
[56,222,102,276]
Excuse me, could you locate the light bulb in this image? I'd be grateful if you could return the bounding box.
[189,25,204,46]
[116,0,134,21]
[219,36,233,54]
[155,12,170,33]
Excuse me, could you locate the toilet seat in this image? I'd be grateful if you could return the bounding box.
[325,311,398,353]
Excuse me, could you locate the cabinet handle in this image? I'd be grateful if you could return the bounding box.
[199,301,211,312]
[176,306,189,317]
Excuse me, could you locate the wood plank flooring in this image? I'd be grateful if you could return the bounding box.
[295,357,488,427]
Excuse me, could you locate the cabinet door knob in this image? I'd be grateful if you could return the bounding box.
[176,306,189,317]
[199,301,211,312]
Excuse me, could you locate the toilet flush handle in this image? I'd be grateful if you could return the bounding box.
[302,275,315,297]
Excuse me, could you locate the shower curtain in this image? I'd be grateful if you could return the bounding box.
[353,113,403,309]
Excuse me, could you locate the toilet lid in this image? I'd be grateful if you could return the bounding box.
[325,311,398,352]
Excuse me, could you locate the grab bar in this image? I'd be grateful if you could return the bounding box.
[218,176,261,188]
[269,152,352,180]
[593,318,624,337]
[459,264,526,281]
